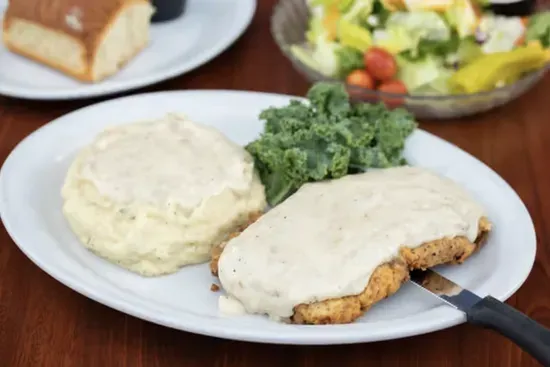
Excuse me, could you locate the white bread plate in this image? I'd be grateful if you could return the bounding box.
[0,0,256,100]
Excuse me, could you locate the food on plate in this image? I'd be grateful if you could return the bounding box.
[2,0,155,82]
[61,114,266,276]
[210,284,220,292]
[346,69,375,88]
[211,166,491,324]
[290,0,550,96]
[377,79,408,106]
[526,11,550,48]
[245,82,417,206]
[449,40,548,93]
[364,46,397,80]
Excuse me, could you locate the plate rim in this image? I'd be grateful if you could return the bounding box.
[0,89,537,345]
[0,0,256,100]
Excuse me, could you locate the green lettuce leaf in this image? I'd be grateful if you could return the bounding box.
[526,11,550,48]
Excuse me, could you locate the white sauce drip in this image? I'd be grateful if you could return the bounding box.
[218,166,486,321]
[218,295,247,316]
[78,113,254,209]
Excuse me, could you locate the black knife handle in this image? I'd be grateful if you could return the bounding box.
[466,296,550,366]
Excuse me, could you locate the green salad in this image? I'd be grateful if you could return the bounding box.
[246,82,417,206]
[291,0,550,96]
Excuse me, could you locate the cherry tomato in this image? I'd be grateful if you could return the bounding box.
[364,47,397,82]
[346,69,375,90]
[377,80,408,108]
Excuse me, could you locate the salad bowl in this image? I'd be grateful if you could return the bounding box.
[271,0,550,120]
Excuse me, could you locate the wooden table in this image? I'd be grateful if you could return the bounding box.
[1,1,550,366]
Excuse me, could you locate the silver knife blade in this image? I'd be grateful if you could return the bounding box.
[409,269,482,312]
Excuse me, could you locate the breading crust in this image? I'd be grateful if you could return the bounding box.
[211,216,491,324]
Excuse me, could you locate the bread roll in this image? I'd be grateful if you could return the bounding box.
[2,0,155,82]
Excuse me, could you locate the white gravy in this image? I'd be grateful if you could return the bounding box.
[218,166,486,321]
[78,114,254,209]
[218,295,247,316]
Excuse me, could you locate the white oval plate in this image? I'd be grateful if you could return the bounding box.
[0,90,536,345]
[0,0,255,100]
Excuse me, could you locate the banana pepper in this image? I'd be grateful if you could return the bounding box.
[338,18,373,52]
[449,41,550,94]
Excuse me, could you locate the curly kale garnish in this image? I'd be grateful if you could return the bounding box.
[246,82,417,206]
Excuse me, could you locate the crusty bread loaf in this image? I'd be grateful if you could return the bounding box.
[2,0,155,82]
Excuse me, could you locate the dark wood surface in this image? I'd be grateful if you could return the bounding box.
[1,1,550,366]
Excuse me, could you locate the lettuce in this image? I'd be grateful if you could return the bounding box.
[526,11,550,48]
[445,0,480,38]
[342,0,375,23]
[397,55,449,91]
[291,43,364,78]
[399,31,460,61]
[376,11,452,54]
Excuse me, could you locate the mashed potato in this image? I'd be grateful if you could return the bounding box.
[61,113,266,276]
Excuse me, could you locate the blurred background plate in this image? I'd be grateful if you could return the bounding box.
[0,0,256,100]
[271,0,548,120]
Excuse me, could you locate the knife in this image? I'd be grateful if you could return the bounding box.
[410,269,550,366]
